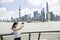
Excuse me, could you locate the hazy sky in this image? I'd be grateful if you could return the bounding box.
[0,0,60,20]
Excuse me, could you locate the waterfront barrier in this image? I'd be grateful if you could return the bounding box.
[0,31,60,40]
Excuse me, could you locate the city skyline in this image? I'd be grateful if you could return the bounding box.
[0,0,60,20]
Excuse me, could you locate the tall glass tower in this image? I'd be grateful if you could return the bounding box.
[46,2,48,13]
[46,2,49,21]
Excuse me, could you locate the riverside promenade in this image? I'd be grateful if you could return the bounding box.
[0,21,60,40]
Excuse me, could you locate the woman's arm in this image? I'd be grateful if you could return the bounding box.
[13,25,24,30]
[17,26,24,30]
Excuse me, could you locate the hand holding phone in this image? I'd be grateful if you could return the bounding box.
[21,23,24,27]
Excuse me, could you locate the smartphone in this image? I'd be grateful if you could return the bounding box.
[21,22,24,27]
[22,23,24,24]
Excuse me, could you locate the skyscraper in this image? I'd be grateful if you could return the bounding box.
[34,11,40,20]
[41,8,45,22]
[50,12,55,21]
[21,15,29,21]
[19,5,21,19]
[46,2,49,13]
[46,2,49,21]
[11,17,13,21]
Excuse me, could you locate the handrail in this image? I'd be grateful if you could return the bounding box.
[21,30,60,34]
[0,30,60,40]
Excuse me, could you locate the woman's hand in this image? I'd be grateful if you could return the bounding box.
[18,23,24,30]
[21,23,24,27]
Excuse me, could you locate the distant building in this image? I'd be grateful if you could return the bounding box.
[56,15,60,21]
[40,8,45,22]
[46,2,55,21]
[11,17,14,21]
[46,2,49,13]
[50,12,55,21]
[30,13,31,20]
[11,17,13,20]
[21,15,30,21]
[34,11,40,20]
[47,12,51,21]
[19,9,21,18]
[19,6,21,20]
[46,12,55,21]
[55,15,57,21]
[29,13,32,21]
[46,2,49,21]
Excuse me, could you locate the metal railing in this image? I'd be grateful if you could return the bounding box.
[0,31,60,40]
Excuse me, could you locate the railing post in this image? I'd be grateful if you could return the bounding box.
[29,33,31,40]
[38,32,41,40]
[0,35,3,40]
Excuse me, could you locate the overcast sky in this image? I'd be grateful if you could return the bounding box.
[0,0,60,20]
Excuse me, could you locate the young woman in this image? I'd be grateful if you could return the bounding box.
[12,22,24,40]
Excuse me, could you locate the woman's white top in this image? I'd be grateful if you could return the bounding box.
[12,28,21,38]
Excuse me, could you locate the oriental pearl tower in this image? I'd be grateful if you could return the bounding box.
[19,5,21,18]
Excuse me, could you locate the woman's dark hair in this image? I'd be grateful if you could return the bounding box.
[12,22,18,29]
